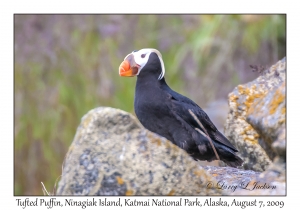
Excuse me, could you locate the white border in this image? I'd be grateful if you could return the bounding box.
[1,0,298,208]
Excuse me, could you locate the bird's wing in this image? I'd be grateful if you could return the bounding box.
[165,88,238,152]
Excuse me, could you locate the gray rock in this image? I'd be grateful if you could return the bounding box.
[203,165,285,195]
[57,107,221,195]
[57,106,285,195]
[224,57,286,172]
[203,166,261,194]
[247,82,286,159]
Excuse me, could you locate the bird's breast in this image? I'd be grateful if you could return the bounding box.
[134,87,171,131]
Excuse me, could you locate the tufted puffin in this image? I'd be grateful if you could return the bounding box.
[119,48,243,167]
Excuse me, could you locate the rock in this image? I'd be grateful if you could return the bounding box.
[204,165,285,195]
[224,57,286,172]
[57,106,285,195]
[203,166,260,194]
[56,107,220,195]
[247,82,286,159]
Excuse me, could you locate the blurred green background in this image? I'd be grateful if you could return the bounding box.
[14,14,286,195]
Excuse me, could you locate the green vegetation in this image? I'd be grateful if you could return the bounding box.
[14,14,285,195]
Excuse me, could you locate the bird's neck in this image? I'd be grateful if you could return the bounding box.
[136,75,168,91]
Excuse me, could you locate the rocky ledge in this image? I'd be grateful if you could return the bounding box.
[57,58,286,196]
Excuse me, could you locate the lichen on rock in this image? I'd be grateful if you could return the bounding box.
[224,57,286,172]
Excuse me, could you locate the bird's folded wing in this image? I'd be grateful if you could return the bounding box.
[168,93,238,152]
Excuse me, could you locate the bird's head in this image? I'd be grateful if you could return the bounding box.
[119,48,165,80]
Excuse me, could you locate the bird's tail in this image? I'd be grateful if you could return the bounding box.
[215,141,244,168]
[221,153,243,168]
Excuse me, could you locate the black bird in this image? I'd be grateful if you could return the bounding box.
[119,48,243,167]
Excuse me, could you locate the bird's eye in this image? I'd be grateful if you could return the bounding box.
[141,54,146,58]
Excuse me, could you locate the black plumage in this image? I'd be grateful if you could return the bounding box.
[120,50,243,167]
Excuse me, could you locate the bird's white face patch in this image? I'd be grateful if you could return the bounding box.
[126,48,165,80]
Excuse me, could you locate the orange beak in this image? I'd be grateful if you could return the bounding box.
[119,54,139,77]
